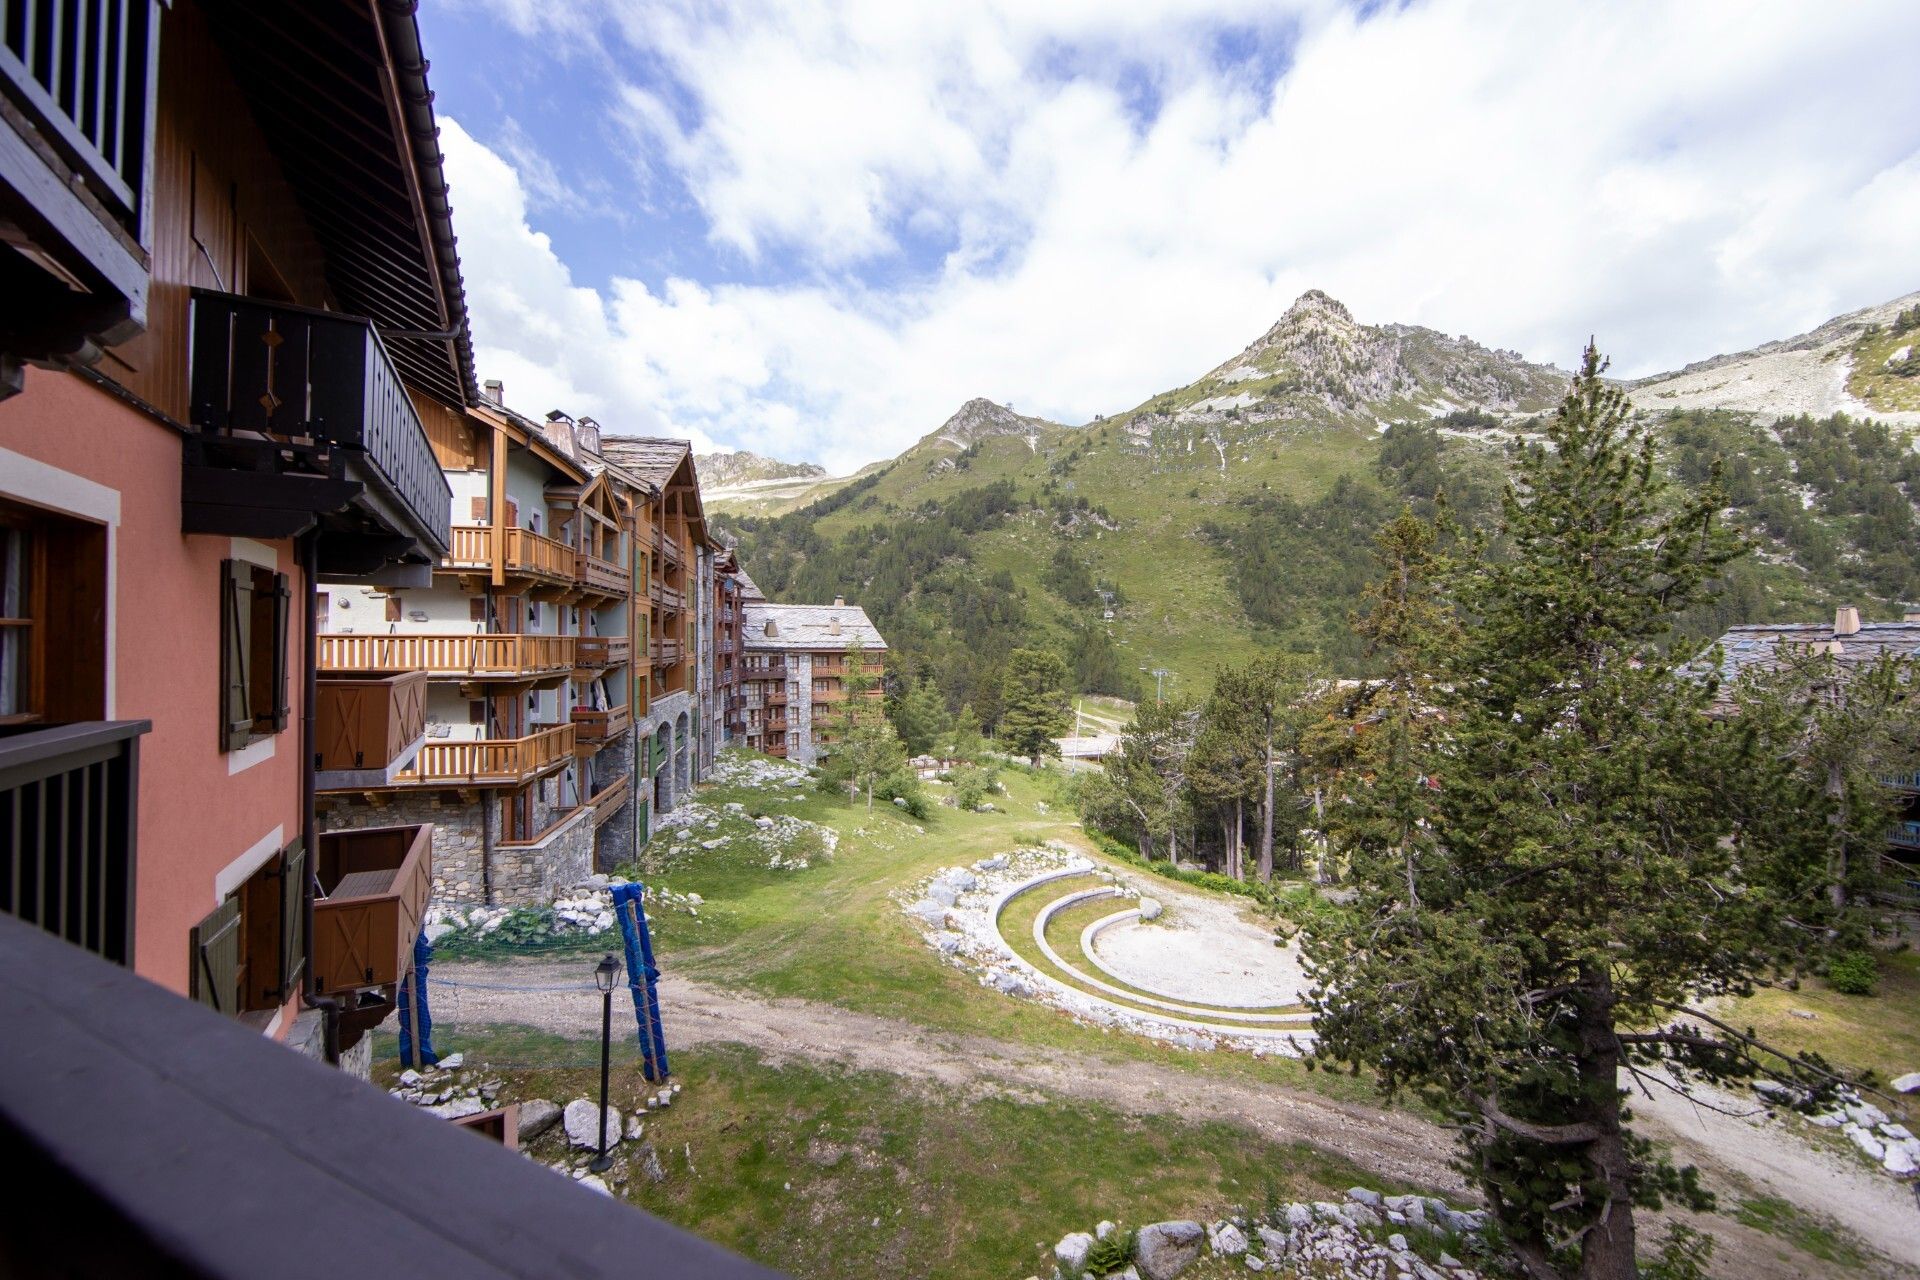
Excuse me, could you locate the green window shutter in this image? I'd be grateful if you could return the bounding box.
[190,896,242,1016]
[277,841,306,999]
[270,572,292,733]
[220,561,254,751]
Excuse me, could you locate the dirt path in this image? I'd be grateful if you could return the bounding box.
[430,959,1917,1278]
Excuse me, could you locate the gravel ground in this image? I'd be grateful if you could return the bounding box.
[1089,890,1307,1008]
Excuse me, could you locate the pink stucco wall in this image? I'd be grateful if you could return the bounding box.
[0,368,305,1018]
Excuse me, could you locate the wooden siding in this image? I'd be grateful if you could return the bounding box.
[415,390,477,470]
[94,0,332,420]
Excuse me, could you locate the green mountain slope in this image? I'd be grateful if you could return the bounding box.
[724,291,1920,718]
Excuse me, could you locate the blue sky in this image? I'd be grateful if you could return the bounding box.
[418,0,1920,473]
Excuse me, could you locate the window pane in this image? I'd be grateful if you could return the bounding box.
[0,528,29,718]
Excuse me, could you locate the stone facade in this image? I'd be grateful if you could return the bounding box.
[320,776,596,908]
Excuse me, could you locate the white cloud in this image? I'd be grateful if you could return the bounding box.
[438,0,1920,474]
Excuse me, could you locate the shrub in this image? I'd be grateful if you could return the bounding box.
[1082,1229,1135,1276]
[1826,950,1878,995]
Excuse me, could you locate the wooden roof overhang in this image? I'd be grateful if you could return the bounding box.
[199,0,478,410]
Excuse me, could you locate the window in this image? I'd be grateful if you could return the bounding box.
[190,841,305,1016]
[220,560,290,751]
[0,500,108,724]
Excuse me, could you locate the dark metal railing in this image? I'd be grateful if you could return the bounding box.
[188,290,452,553]
[0,719,149,966]
[0,0,156,222]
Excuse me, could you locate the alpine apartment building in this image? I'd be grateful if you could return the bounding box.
[736,597,888,766]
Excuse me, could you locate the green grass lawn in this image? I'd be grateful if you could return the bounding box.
[381,1042,1397,1280]
[1721,948,1920,1122]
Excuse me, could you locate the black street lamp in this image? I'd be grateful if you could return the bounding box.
[589,952,622,1174]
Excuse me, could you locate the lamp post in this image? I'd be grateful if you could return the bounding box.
[589,952,621,1173]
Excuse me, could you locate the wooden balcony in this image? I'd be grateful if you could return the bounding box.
[574,636,632,672]
[315,671,427,786]
[590,776,630,827]
[651,580,686,611]
[381,725,577,788]
[577,552,629,599]
[762,716,790,732]
[1890,820,1920,851]
[659,535,685,568]
[312,824,431,996]
[651,637,685,666]
[571,704,632,746]
[318,633,577,683]
[747,663,789,682]
[442,525,578,584]
[183,291,451,568]
[0,720,149,966]
[0,0,158,375]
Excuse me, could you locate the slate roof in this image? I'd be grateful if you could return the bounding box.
[742,602,886,651]
[600,437,694,486]
[732,567,766,601]
[1708,615,1920,684]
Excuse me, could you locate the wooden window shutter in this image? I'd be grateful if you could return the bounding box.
[471,496,487,521]
[190,896,242,1016]
[220,561,254,751]
[271,573,292,732]
[277,841,306,998]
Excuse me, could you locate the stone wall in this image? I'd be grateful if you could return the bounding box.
[321,787,595,909]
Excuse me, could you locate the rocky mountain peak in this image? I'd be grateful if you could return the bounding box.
[694,449,828,489]
[926,397,1051,450]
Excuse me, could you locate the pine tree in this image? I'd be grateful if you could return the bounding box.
[889,677,951,758]
[1307,346,1848,1280]
[999,648,1071,764]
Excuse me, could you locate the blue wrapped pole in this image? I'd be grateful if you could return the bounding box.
[611,882,670,1081]
[396,930,438,1067]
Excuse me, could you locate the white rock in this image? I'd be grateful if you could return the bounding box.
[627,1114,645,1140]
[1210,1223,1248,1256]
[399,1069,422,1086]
[1347,1187,1384,1207]
[1136,1221,1205,1280]
[1844,1124,1886,1160]
[1096,1221,1117,1240]
[423,1096,485,1119]
[1890,1072,1920,1094]
[1054,1232,1095,1271]
[1137,897,1164,921]
[1884,1145,1917,1176]
[1847,1102,1889,1128]
[1809,1111,1844,1128]
[424,922,455,943]
[563,1099,621,1150]
[438,1053,464,1070]
[577,1174,614,1196]
[1881,1123,1915,1142]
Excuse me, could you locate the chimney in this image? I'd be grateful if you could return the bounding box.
[1834,605,1861,636]
[483,378,504,405]
[829,616,842,637]
[833,595,845,607]
[575,416,603,457]
[764,619,778,638]
[1905,606,1920,623]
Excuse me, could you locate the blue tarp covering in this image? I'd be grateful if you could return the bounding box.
[396,931,437,1067]
[612,883,670,1081]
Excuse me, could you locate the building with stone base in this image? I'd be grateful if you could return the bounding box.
[736,598,888,766]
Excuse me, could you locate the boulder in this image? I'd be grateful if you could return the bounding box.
[1892,1072,1920,1095]
[438,1053,464,1070]
[518,1099,563,1139]
[1095,1221,1117,1240]
[1346,1187,1383,1208]
[1285,1204,1313,1229]
[1054,1232,1095,1272]
[1137,897,1164,922]
[1135,1220,1205,1280]
[1884,1144,1917,1177]
[563,1098,620,1150]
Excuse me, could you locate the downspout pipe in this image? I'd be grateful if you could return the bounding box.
[298,532,342,1064]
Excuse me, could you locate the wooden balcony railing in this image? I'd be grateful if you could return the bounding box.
[1890,820,1920,850]
[0,0,158,362]
[659,535,685,568]
[590,776,630,827]
[186,291,451,560]
[574,636,632,670]
[651,638,684,666]
[443,526,576,580]
[0,720,149,967]
[317,633,577,680]
[578,553,629,597]
[313,824,431,995]
[651,581,685,611]
[315,671,427,772]
[748,663,789,682]
[390,725,576,787]
[762,716,789,732]
[571,704,632,744]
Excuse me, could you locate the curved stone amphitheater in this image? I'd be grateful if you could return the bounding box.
[990,867,1316,1051]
